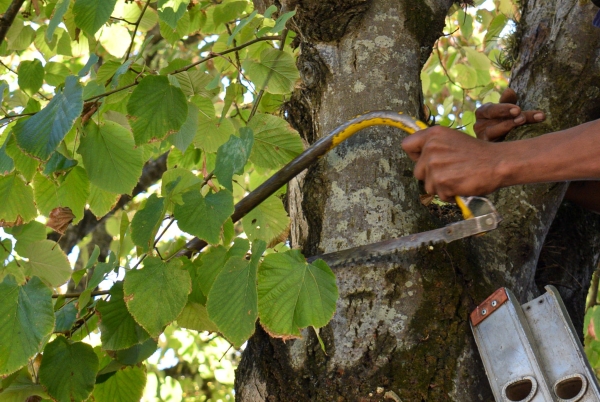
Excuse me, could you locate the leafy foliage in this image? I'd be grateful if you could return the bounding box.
[0,0,525,399]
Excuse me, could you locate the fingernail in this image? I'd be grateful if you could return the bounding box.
[510,107,520,116]
[534,113,545,121]
[514,115,525,124]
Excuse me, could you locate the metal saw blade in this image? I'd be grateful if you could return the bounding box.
[306,211,501,268]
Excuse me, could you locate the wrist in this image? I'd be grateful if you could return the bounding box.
[492,141,526,189]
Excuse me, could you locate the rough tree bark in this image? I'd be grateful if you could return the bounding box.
[236,0,600,400]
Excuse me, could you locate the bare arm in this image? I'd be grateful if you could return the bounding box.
[401,118,600,201]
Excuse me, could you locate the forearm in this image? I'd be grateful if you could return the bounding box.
[496,119,600,187]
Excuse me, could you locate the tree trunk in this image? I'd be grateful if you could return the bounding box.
[236,0,600,400]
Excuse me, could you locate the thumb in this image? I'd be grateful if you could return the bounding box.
[499,88,518,104]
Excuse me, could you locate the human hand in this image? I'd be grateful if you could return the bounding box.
[401,126,507,201]
[474,88,545,142]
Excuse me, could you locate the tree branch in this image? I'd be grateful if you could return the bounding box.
[125,0,152,60]
[50,152,170,254]
[52,290,110,299]
[0,0,25,46]
[169,35,282,75]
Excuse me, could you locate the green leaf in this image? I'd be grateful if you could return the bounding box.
[242,48,299,95]
[168,102,199,152]
[194,116,235,153]
[22,239,72,287]
[57,166,90,224]
[54,302,77,333]
[172,69,214,97]
[215,128,253,192]
[174,188,234,245]
[159,12,190,46]
[0,367,48,401]
[450,64,477,88]
[160,167,201,209]
[0,136,14,175]
[248,113,303,169]
[0,276,54,376]
[97,282,151,351]
[213,1,247,27]
[17,60,44,95]
[123,257,191,337]
[14,75,83,161]
[270,9,296,34]
[77,255,117,313]
[258,251,338,337]
[38,337,99,402]
[42,151,77,176]
[115,338,157,366]
[177,302,218,333]
[73,0,118,36]
[484,14,508,45]
[243,195,289,244]
[34,26,58,60]
[93,365,147,402]
[78,121,144,195]
[457,9,473,40]
[464,47,491,71]
[127,75,187,145]
[48,0,71,40]
[227,10,258,45]
[207,240,266,347]
[197,239,248,297]
[181,259,206,304]
[5,136,38,182]
[130,194,166,253]
[0,173,37,225]
[88,184,119,217]
[158,0,189,29]
[11,220,46,255]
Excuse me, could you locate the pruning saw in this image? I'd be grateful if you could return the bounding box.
[180,111,503,262]
[307,195,501,268]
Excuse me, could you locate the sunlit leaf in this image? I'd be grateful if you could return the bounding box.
[0,173,37,226]
[123,257,191,337]
[79,120,144,195]
[22,239,72,287]
[194,116,235,153]
[158,0,190,29]
[248,113,303,169]
[177,302,218,333]
[242,48,300,94]
[242,195,289,244]
[258,251,338,337]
